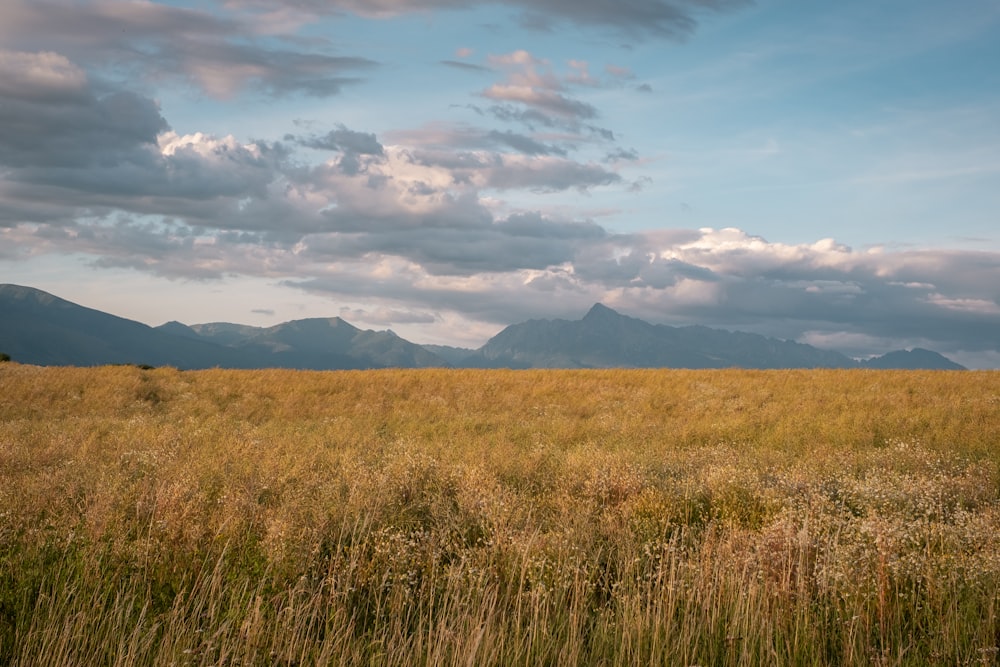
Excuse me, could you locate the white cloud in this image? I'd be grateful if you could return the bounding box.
[158,131,264,160]
[339,306,437,326]
[926,294,1000,315]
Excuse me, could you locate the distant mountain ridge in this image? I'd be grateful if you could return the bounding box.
[859,347,965,370]
[174,318,444,369]
[463,303,855,369]
[0,284,446,370]
[0,284,967,370]
[446,303,965,370]
[0,284,252,369]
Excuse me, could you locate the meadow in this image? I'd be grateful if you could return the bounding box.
[1,364,998,666]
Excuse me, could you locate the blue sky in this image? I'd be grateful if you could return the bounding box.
[1,0,998,367]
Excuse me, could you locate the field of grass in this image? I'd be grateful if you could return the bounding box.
[1,364,998,665]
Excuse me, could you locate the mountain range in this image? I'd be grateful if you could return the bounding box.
[0,284,966,370]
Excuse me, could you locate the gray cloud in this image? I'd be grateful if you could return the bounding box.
[226,0,750,40]
[0,49,313,231]
[339,306,437,326]
[0,52,167,171]
[167,42,376,98]
[0,81,626,252]
[439,60,492,73]
[480,158,621,191]
[285,228,1000,363]
[387,122,570,157]
[297,126,384,155]
[487,130,568,156]
[478,51,604,134]
[478,104,617,146]
[291,125,386,177]
[605,147,640,163]
[386,147,620,192]
[511,0,749,39]
[304,226,593,275]
[482,85,598,120]
[0,1,376,99]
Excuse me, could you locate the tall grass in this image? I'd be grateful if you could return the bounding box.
[1,365,998,665]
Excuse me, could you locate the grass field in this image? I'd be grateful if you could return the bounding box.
[1,364,998,665]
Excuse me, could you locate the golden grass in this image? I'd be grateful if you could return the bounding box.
[1,364,998,665]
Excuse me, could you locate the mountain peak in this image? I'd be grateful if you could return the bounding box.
[583,303,621,321]
[862,348,966,370]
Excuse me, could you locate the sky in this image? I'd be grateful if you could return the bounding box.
[1,0,999,368]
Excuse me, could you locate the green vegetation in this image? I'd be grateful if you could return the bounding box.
[0,353,9,362]
[1,365,998,665]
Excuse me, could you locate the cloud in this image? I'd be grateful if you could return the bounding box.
[383,122,475,148]
[486,130,568,156]
[0,50,167,170]
[293,125,385,155]
[1,67,631,274]
[0,49,88,101]
[484,84,599,119]
[0,0,376,99]
[605,147,640,163]
[481,50,599,122]
[566,60,600,87]
[476,154,621,191]
[604,64,636,80]
[175,43,376,99]
[339,306,437,326]
[600,229,1000,355]
[225,0,749,40]
[464,50,631,150]
[288,126,386,176]
[440,60,491,73]
[387,122,571,157]
[508,0,738,38]
[0,58,303,234]
[281,227,1000,362]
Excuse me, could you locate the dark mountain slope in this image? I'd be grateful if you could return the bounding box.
[474,303,860,369]
[1,284,447,369]
[464,304,966,370]
[182,317,447,369]
[862,348,966,370]
[0,284,253,368]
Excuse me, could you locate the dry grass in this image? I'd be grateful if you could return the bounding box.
[1,365,998,665]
